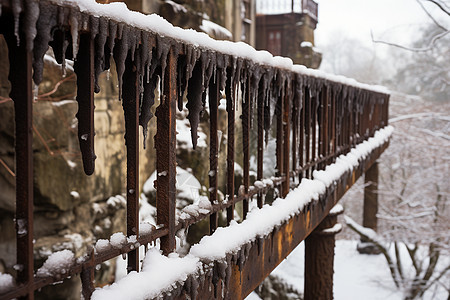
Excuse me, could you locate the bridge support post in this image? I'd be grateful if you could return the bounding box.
[358,161,380,254]
[304,205,343,300]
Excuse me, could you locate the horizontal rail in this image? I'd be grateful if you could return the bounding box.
[0,0,390,298]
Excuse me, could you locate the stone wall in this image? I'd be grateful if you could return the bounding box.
[0,36,157,297]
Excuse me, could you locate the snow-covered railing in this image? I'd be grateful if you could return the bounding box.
[257,0,318,19]
[0,0,389,299]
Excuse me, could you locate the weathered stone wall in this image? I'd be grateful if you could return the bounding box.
[0,35,157,297]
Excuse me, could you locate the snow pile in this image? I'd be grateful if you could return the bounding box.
[92,249,200,300]
[0,273,14,293]
[92,126,393,299]
[313,126,394,187]
[110,233,127,249]
[36,250,75,277]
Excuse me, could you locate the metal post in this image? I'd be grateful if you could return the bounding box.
[304,205,343,300]
[156,48,177,254]
[209,72,219,233]
[6,26,35,300]
[122,52,140,272]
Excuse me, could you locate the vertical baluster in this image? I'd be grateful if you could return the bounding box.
[6,29,34,300]
[330,89,336,163]
[311,90,317,173]
[299,86,305,179]
[276,88,283,179]
[209,72,219,232]
[122,52,140,272]
[321,86,329,170]
[74,33,97,293]
[242,76,250,219]
[156,48,177,254]
[304,88,310,178]
[291,79,298,181]
[226,71,235,223]
[282,82,290,197]
[257,77,264,208]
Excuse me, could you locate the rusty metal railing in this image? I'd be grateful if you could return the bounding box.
[0,0,389,299]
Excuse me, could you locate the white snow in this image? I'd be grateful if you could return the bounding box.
[139,223,156,236]
[91,249,200,300]
[264,241,402,300]
[93,126,393,298]
[0,273,14,293]
[109,232,127,249]
[300,41,313,48]
[200,19,232,40]
[321,223,342,234]
[95,239,111,253]
[36,249,75,277]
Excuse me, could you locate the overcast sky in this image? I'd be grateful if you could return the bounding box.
[315,0,449,49]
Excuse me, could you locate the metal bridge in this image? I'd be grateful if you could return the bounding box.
[0,0,389,299]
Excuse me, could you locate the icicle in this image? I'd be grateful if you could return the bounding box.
[140,31,150,80]
[113,26,130,100]
[129,28,137,62]
[156,36,170,97]
[32,2,57,85]
[33,85,39,101]
[186,62,205,149]
[140,73,157,147]
[190,275,199,300]
[23,0,39,52]
[94,17,108,93]
[12,0,22,46]
[108,20,117,55]
[69,9,80,60]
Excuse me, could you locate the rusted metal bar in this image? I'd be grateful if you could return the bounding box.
[282,82,291,197]
[242,76,251,219]
[311,93,317,174]
[122,52,140,272]
[208,71,219,233]
[299,86,305,179]
[257,77,264,208]
[276,88,284,180]
[226,70,235,223]
[304,207,343,300]
[291,81,298,177]
[5,27,35,300]
[74,33,96,176]
[304,88,311,178]
[80,250,95,300]
[156,48,177,255]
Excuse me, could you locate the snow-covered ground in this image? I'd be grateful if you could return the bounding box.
[248,240,447,300]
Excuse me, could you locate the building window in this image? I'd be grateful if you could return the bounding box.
[267,29,281,56]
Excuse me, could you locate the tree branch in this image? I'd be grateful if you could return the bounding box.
[345,216,401,288]
[416,0,448,31]
[371,30,449,52]
[423,0,450,15]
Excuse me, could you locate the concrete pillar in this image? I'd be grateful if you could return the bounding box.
[304,205,343,300]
